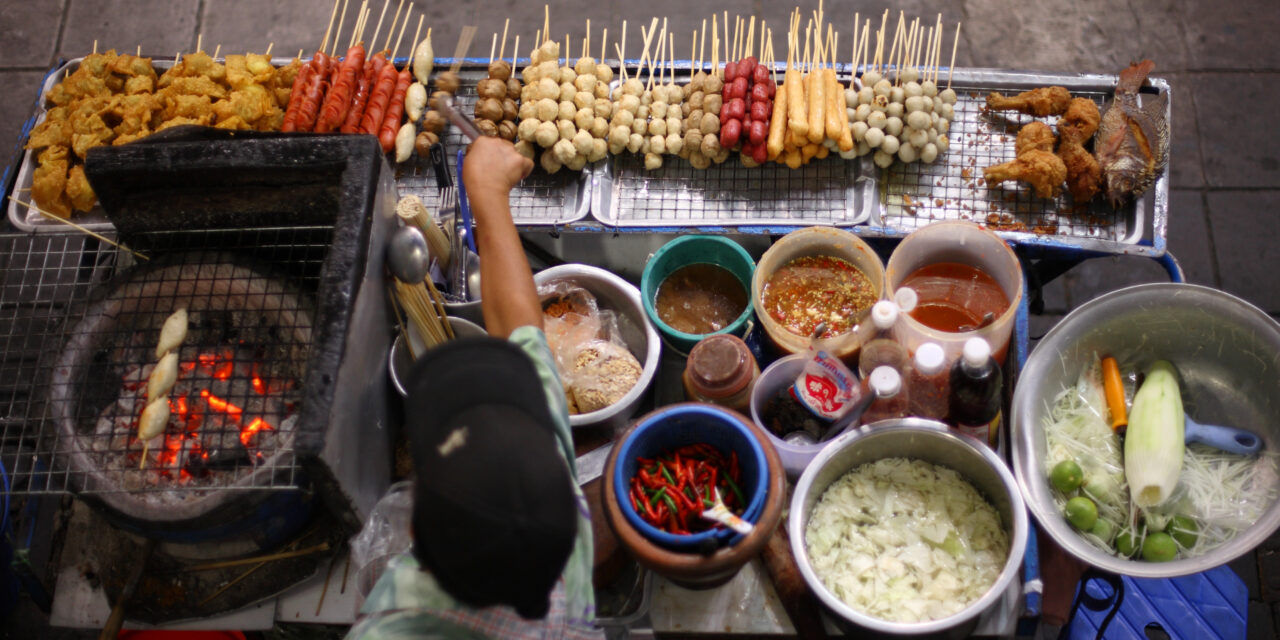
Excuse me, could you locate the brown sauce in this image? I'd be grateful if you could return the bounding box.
[761,255,877,338]
[898,262,1009,332]
[655,263,748,335]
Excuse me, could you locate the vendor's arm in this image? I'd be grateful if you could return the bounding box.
[462,137,538,338]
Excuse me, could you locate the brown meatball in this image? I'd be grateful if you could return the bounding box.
[507,78,522,100]
[498,120,518,141]
[488,60,512,82]
[474,98,504,122]
[476,118,499,137]
[477,78,507,100]
[414,130,440,156]
[436,71,460,94]
[502,98,518,122]
[428,90,450,111]
[422,110,447,134]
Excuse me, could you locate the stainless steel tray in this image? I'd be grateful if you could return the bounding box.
[864,68,1170,256]
[591,67,876,228]
[393,65,589,226]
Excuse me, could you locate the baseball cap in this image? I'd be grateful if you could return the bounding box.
[404,336,577,619]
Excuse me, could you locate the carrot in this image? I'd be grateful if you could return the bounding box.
[1101,356,1128,431]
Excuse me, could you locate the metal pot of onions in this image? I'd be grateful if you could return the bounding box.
[789,419,1028,638]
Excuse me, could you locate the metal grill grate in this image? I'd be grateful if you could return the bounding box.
[0,227,328,497]
[599,150,874,227]
[392,66,588,226]
[877,85,1128,241]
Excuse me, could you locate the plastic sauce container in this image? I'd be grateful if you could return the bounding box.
[683,334,759,413]
[884,221,1023,365]
[907,342,949,420]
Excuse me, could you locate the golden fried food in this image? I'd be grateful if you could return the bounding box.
[984,122,1068,199]
[984,150,1068,199]
[1058,141,1102,202]
[986,86,1073,117]
[26,106,70,148]
[65,165,96,212]
[31,146,71,217]
[1058,98,1101,145]
[1015,121,1057,155]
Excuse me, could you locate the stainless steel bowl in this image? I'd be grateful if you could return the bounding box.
[1012,283,1280,578]
[789,419,1028,637]
[533,264,661,429]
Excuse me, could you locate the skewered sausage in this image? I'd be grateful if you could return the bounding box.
[316,44,365,133]
[360,60,399,135]
[378,68,414,152]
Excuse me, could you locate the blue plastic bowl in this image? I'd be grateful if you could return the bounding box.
[612,403,770,551]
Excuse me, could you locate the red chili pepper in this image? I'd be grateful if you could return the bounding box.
[638,488,658,522]
[731,450,740,480]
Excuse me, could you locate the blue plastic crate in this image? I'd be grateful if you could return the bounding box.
[1065,565,1246,639]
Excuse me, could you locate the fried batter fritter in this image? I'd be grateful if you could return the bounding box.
[986,86,1073,117]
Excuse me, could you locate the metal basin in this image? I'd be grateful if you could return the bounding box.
[533,264,661,429]
[789,419,1028,637]
[1012,283,1280,577]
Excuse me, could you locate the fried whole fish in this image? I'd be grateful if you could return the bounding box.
[1095,60,1169,208]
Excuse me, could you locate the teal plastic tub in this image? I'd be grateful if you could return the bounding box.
[641,236,756,354]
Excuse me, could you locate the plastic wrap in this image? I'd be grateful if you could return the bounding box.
[350,481,414,597]
[540,282,643,415]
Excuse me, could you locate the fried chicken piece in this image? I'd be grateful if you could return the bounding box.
[1058,141,1102,202]
[31,145,71,218]
[1058,98,1101,145]
[986,86,1073,117]
[984,122,1068,199]
[984,150,1068,199]
[1015,121,1057,155]
[65,165,96,212]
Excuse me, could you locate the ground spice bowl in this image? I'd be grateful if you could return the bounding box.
[602,403,786,589]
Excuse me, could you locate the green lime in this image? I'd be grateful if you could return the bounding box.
[1142,532,1178,562]
[1090,518,1115,542]
[1167,515,1199,549]
[1115,528,1140,557]
[1050,460,1084,493]
[1064,496,1098,531]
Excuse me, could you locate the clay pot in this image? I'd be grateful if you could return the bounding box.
[601,403,786,589]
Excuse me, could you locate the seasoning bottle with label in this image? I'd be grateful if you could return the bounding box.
[857,300,909,378]
[859,366,909,425]
[949,337,1002,447]
[907,342,949,421]
[683,334,759,413]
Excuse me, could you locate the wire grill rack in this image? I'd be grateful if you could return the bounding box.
[597,150,874,227]
[0,227,328,497]
[392,67,588,226]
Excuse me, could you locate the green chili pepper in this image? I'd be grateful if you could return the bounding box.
[722,472,746,508]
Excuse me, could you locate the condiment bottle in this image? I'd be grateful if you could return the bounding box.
[907,342,949,421]
[683,334,759,413]
[949,337,1002,448]
[857,300,909,378]
[859,366,908,425]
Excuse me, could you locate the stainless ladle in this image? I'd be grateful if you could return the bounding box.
[387,225,431,283]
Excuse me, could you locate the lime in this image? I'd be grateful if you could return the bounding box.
[1090,518,1115,542]
[1142,532,1178,562]
[1064,496,1098,531]
[1050,460,1084,493]
[1115,528,1140,557]
[1167,515,1199,549]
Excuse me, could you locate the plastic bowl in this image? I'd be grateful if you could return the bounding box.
[611,404,769,551]
[884,221,1023,364]
[1013,283,1280,578]
[640,235,756,354]
[790,419,1028,636]
[749,354,834,479]
[751,227,885,360]
[533,264,662,430]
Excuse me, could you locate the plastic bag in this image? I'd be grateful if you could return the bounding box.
[539,282,643,414]
[350,481,414,596]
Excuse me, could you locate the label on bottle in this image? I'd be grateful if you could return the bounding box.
[793,348,860,421]
[956,412,1000,448]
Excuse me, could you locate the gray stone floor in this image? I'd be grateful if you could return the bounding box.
[1,0,1278,637]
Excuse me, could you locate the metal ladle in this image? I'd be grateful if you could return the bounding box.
[386,225,431,283]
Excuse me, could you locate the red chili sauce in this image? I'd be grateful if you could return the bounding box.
[761,255,877,338]
[898,262,1009,332]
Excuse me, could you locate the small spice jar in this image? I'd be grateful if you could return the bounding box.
[683,334,760,413]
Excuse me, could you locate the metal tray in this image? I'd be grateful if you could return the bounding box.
[9,55,307,233]
[591,67,876,228]
[863,68,1170,256]
[392,64,589,226]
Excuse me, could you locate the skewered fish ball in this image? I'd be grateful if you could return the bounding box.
[885,116,903,137]
[867,110,888,130]
[475,98,503,122]
[650,101,668,120]
[502,98,518,121]
[594,82,610,100]
[613,109,635,128]
[477,78,506,99]
[574,57,596,77]
[608,125,629,147]
[886,102,903,118]
[635,104,649,120]
[515,139,536,159]
[572,129,594,155]
[873,149,895,168]
[414,130,439,155]
[704,74,723,93]
[518,118,539,142]
[536,78,559,101]
[622,78,644,95]
[507,78,522,99]
[907,127,929,148]
[476,119,498,137]
[937,103,955,120]
[588,138,607,162]
[700,113,719,134]
[573,91,593,110]
[905,96,925,113]
[845,88,858,107]
[487,59,511,82]
[854,104,871,121]
[619,94,640,113]
[903,81,922,98]
[535,121,559,147]
[591,116,609,138]
[593,98,612,118]
[906,111,931,131]
[900,68,919,84]
[497,120,517,141]
[897,143,919,163]
[644,152,662,170]
[935,134,949,153]
[920,142,939,163]
[862,71,883,88]
[889,86,905,104]
[666,116,682,134]
[703,93,723,115]
[873,79,892,96]
[939,88,958,105]
[558,100,576,121]
[551,138,576,164]
[596,65,613,84]
[422,110,446,133]
[858,86,874,105]
[880,134,901,155]
[540,148,563,173]
[699,133,720,156]
[665,133,682,155]
[574,74,597,93]
[865,127,885,148]
[574,108,595,130]
[649,134,666,155]
[559,82,576,103]
[851,120,869,141]
[649,118,667,136]
[627,132,644,153]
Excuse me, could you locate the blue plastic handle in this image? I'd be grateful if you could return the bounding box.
[455,148,478,255]
[1184,416,1263,456]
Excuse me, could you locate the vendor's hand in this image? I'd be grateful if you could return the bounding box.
[463,137,533,197]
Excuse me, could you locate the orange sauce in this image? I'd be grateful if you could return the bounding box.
[762,255,877,337]
[899,262,1009,332]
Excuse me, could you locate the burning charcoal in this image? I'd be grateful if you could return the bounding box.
[186,441,251,475]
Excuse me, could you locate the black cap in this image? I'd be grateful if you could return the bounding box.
[404,336,577,619]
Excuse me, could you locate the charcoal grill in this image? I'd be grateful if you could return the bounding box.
[3,132,399,554]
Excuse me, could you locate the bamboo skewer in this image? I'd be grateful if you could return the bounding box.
[383,0,404,53]
[947,22,961,88]
[8,198,147,260]
[499,18,509,62]
[322,0,342,54]
[369,0,391,52]
[332,0,350,55]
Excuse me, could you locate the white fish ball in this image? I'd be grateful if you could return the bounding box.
[865,126,885,148]
[906,110,932,131]
[873,149,895,168]
[904,96,925,113]
[535,120,559,147]
[898,143,919,163]
[907,127,929,148]
[889,86,905,105]
[886,101,904,118]
[558,100,576,121]
[880,134,901,155]
[855,104,872,122]
[851,120,869,141]
[935,134,950,153]
[885,116,903,137]
[858,86,875,105]
[922,80,938,97]
[845,88,859,108]
[904,81,922,98]
[873,79,893,96]
[867,110,888,130]
[649,117,667,136]
[651,101,668,120]
[920,142,939,163]
[627,132,645,152]
[939,87,958,105]
[862,71,883,88]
